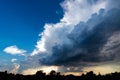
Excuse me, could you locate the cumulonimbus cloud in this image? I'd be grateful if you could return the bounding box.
[30,0,120,66]
[40,8,120,66]
[31,0,107,56]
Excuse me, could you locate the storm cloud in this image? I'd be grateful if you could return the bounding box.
[28,0,120,67]
[18,0,120,75]
[40,8,120,66]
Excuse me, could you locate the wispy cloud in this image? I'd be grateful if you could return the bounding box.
[3,45,26,56]
[11,58,17,63]
[10,63,20,74]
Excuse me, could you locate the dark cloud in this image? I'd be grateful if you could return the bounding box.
[40,8,120,66]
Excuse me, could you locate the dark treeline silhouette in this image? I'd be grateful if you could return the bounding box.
[0,70,120,80]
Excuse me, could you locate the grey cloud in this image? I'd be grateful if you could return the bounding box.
[40,8,120,66]
[106,0,120,10]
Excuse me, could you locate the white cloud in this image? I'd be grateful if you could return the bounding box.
[61,0,107,25]
[4,45,26,55]
[31,0,107,56]
[31,23,73,56]
[92,0,106,13]
[11,58,17,62]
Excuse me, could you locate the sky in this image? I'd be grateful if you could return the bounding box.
[0,0,120,75]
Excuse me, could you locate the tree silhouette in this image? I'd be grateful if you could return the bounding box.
[49,70,56,76]
[36,70,46,76]
[0,70,120,80]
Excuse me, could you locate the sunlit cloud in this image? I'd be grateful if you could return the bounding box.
[82,64,120,75]
[63,72,82,76]
[22,66,58,75]
[4,45,26,56]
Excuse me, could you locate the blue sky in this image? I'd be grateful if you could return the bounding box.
[0,0,63,52]
[0,0,120,75]
[0,0,63,70]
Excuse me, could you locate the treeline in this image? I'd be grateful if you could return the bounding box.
[0,70,120,80]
